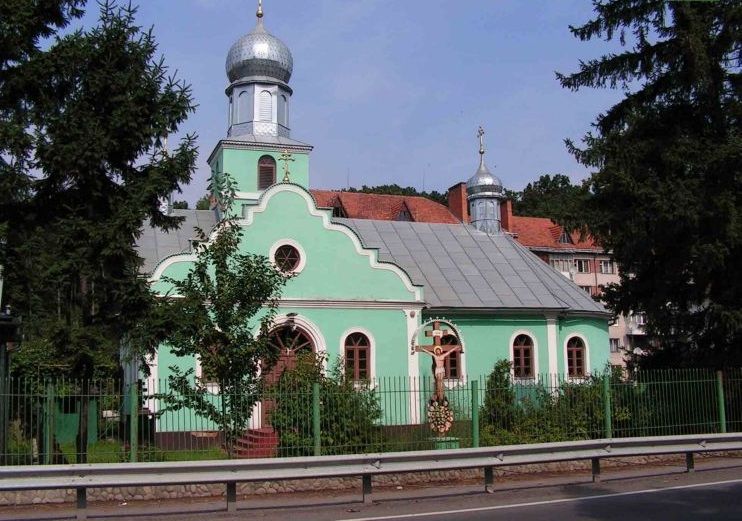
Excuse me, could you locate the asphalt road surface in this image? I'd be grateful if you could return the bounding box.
[3,458,741,521]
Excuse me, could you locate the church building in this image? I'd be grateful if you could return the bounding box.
[135,3,610,431]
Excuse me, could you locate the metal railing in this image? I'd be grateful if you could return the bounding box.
[0,368,740,464]
[1,433,741,519]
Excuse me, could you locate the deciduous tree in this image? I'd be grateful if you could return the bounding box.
[159,174,288,457]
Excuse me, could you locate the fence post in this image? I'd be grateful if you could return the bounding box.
[129,383,138,463]
[44,381,55,465]
[312,382,321,456]
[471,379,479,448]
[603,374,612,439]
[716,371,727,434]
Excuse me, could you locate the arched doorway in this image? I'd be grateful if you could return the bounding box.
[264,325,315,384]
[261,324,315,425]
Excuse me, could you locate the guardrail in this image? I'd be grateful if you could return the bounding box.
[2,433,741,520]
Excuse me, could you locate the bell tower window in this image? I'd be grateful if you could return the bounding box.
[259,90,273,121]
[258,155,276,189]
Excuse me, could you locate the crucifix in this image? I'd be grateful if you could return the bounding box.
[414,321,462,404]
[279,149,295,182]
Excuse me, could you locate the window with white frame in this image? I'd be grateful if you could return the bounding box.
[512,334,535,378]
[574,259,591,273]
[567,337,586,377]
[599,260,615,274]
[550,258,571,273]
[344,332,370,381]
[633,312,647,326]
[579,285,592,295]
[609,338,620,353]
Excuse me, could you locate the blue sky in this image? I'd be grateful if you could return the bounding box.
[73,0,624,204]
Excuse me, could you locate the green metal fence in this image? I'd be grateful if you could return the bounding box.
[0,368,739,465]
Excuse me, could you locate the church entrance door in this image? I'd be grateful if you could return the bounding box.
[262,325,315,425]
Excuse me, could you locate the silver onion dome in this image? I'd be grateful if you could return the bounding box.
[466,163,503,196]
[466,127,503,197]
[225,10,293,84]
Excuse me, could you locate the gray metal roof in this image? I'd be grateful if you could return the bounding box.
[334,218,608,315]
[135,209,216,274]
[135,209,606,315]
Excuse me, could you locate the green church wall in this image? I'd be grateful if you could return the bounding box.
[151,185,421,303]
[557,316,610,374]
[209,146,310,195]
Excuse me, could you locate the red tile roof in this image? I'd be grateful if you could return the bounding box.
[509,215,599,250]
[309,190,460,224]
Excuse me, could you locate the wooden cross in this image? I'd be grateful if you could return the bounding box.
[413,321,462,356]
[279,149,295,182]
[414,321,462,403]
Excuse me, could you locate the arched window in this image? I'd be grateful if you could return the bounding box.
[344,332,370,380]
[259,90,272,121]
[281,95,288,126]
[238,90,250,123]
[567,337,586,377]
[441,334,461,379]
[258,155,276,189]
[512,334,534,378]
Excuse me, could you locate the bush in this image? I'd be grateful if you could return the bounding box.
[269,352,383,456]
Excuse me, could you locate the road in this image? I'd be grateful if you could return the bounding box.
[2,459,741,520]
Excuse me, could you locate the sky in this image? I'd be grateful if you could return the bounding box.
[72,0,625,205]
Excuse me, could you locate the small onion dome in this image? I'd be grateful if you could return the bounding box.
[226,16,293,84]
[467,126,504,197]
[466,162,503,196]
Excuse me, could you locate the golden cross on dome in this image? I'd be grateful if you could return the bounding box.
[279,149,295,182]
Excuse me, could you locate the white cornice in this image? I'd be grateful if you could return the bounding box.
[207,139,313,163]
[279,299,425,310]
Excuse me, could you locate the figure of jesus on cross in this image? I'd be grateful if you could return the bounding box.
[414,321,462,404]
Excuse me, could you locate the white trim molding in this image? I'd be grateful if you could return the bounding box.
[269,238,307,275]
[268,313,327,360]
[278,299,424,310]
[545,314,559,375]
[508,329,539,379]
[405,309,421,424]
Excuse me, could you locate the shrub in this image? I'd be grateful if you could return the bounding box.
[269,352,383,456]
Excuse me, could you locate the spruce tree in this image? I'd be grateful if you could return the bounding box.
[558,1,741,367]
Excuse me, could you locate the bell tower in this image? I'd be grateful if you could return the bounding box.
[208,1,312,202]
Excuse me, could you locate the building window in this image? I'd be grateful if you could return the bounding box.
[567,337,586,377]
[579,285,592,294]
[574,259,591,273]
[441,334,461,379]
[550,258,571,274]
[344,332,370,380]
[599,260,615,274]
[274,244,301,273]
[558,230,573,244]
[258,155,276,189]
[259,90,272,121]
[238,90,250,123]
[633,312,647,326]
[280,94,288,126]
[609,338,620,353]
[512,334,534,378]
